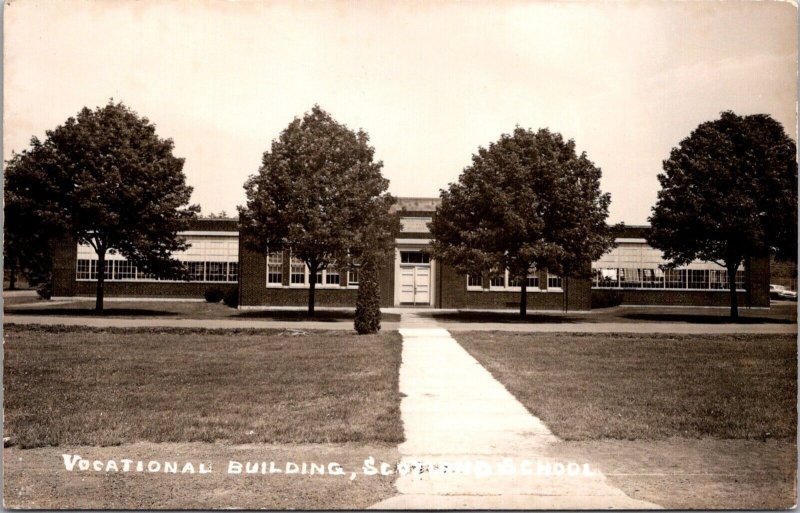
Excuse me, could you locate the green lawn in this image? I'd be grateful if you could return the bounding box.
[456,331,797,509]
[428,303,796,325]
[4,300,402,322]
[456,332,796,440]
[4,325,404,448]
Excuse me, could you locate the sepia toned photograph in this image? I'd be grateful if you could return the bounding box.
[2,0,797,509]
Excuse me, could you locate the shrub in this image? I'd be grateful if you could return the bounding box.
[223,286,239,308]
[35,282,52,300]
[591,289,624,309]
[354,262,381,334]
[204,286,225,303]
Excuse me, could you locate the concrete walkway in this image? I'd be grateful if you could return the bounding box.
[370,325,660,509]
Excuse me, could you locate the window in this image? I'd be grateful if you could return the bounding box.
[734,270,745,290]
[113,260,136,280]
[526,272,539,288]
[187,261,205,281]
[591,267,744,291]
[593,268,619,288]
[76,259,95,280]
[547,273,562,289]
[489,272,506,288]
[267,251,283,285]
[641,268,664,288]
[709,269,727,290]
[76,233,239,283]
[687,269,708,289]
[206,262,226,282]
[326,270,340,285]
[467,274,483,289]
[348,268,360,286]
[664,268,686,289]
[290,256,306,285]
[400,251,430,264]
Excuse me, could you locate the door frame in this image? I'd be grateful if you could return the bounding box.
[393,245,436,307]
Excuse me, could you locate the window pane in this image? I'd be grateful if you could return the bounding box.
[326,271,340,285]
[188,262,205,281]
[267,251,282,284]
[547,274,562,289]
[113,260,136,280]
[348,269,359,286]
[228,262,239,282]
[489,273,505,287]
[467,274,482,288]
[290,256,306,284]
[206,262,226,281]
[400,252,429,264]
[688,269,708,289]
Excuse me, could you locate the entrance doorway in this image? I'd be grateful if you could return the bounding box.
[398,251,431,306]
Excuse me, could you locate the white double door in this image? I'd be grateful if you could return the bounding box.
[399,265,431,305]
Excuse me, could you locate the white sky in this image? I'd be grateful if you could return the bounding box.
[4,0,797,224]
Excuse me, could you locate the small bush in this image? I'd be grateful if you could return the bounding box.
[223,286,239,308]
[35,282,52,300]
[204,286,225,303]
[591,290,624,309]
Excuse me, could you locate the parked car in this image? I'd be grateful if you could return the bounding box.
[769,284,797,301]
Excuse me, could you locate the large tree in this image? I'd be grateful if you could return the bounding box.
[4,101,198,312]
[4,149,63,291]
[429,127,614,317]
[239,105,397,317]
[648,111,797,319]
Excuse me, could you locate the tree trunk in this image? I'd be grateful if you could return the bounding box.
[727,262,739,320]
[307,263,317,318]
[96,250,106,313]
[519,278,527,318]
[8,265,16,290]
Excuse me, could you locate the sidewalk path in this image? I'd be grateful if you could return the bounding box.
[370,324,660,509]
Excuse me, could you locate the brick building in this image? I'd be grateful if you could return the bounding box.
[52,197,770,309]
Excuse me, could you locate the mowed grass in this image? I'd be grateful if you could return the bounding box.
[4,325,403,448]
[456,332,797,440]
[3,300,402,322]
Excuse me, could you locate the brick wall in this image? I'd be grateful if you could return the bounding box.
[435,263,591,311]
[238,245,395,308]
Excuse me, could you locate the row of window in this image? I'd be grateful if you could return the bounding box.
[467,270,562,291]
[591,268,745,290]
[267,251,359,287]
[76,259,238,282]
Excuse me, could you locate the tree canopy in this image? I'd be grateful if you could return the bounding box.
[3,101,198,311]
[429,127,614,316]
[239,105,398,317]
[648,111,797,318]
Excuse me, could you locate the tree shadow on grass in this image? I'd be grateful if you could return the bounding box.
[3,308,177,317]
[422,311,589,324]
[620,313,795,324]
[234,310,402,322]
